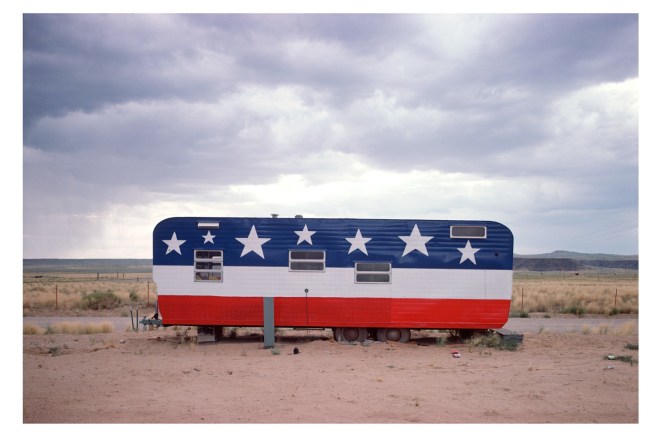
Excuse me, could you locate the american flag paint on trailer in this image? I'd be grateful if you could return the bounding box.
[152,217,514,336]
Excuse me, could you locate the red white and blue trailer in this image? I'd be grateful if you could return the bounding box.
[152,216,514,342]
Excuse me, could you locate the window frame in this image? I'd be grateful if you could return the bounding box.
[288,250,326,272]
[450,225,488,239]
[194,249,224,282]
[354,262,392,284]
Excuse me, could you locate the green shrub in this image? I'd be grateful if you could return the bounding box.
[468,333,502,348]
[80,290,122,310]
[175,326,193,344]
[468,332,520,351]
[604,354,637,365]
[562,306,585,316]
[625,342,639,350]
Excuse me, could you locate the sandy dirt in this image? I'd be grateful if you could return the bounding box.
[23,326,638,424]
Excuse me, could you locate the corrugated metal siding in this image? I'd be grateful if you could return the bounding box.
[153,217,513,329]
[153,217,514,270]
[153,266,511,300]
[158,296,510,329]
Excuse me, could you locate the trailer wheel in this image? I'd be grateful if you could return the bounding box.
[376,328,411,343]
[334,327,368,343]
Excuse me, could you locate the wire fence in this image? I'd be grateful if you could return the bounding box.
[23,272,154,284]
[514,269,638,281]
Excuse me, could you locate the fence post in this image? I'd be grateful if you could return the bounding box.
[147,281,150,307]
[521,287,524,311]
[55,284,58,310]
[615,289,618,308]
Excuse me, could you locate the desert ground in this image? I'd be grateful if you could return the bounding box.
[23,321,638,424]
[22,270,640,426]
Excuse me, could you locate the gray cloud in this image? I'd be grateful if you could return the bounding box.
[23,13,638,257]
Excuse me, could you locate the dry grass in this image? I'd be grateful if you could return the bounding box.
[56,321,114,334]
[23,274,155,311]
[511,273,638,315]
[23,323,43,335]
[579,321,638,336]
[24,321,115,335]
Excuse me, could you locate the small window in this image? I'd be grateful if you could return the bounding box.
[355,262,391,284]
[289,250,325,272]
[194,250,223,282]
[450,225,487,239]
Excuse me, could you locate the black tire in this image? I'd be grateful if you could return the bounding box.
[334,327,368,342]
[376,328,411,343]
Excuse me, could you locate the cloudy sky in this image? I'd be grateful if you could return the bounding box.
[22,12,639,258]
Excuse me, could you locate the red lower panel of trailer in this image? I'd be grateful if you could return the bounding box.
[157,295,511,329]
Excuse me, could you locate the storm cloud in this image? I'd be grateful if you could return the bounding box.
[23,13,638,257]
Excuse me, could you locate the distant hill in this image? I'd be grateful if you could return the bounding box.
[513,258,583,272]
[23,259,152,273]
[514,250,638,261]
[514,251,638,272]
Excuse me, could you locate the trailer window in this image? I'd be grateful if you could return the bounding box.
[450,225,487,239]
[289,250,325,272]
[355,262,391,284]
[194,250,223,282]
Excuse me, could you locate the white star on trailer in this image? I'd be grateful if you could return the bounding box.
[163,232,186,255]
[458,240,480,264]
[294,224,316,245]
[399,224,433,257]
[202,230,216,244]
[346,229,372,255]
[236,225,271,258]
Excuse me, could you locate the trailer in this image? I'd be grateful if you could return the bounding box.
[152,216,514,343]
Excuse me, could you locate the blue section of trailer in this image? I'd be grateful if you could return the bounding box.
[153,217,513,270]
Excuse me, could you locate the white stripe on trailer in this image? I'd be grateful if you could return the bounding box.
[153,265,512,300]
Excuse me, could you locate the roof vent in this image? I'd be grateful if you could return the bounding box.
[197,221,220,229]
